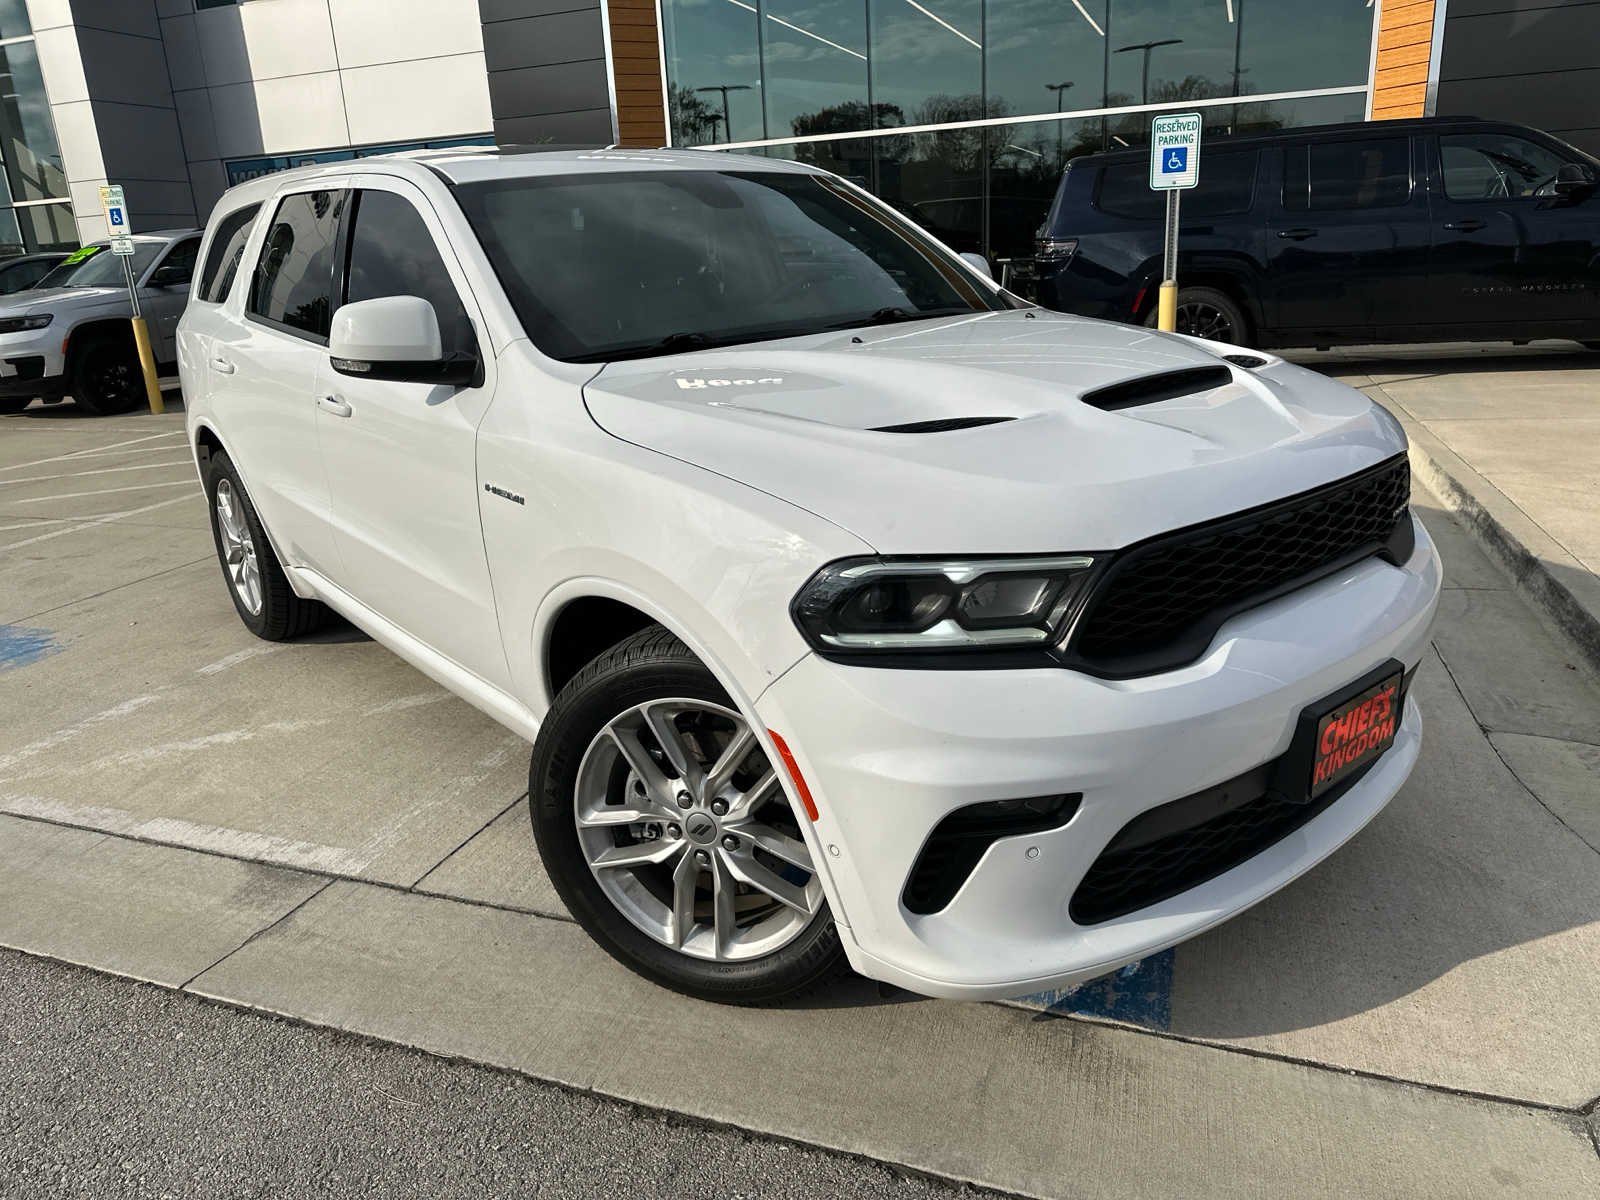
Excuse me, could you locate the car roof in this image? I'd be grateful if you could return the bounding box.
[1065,115,1547,169]
[211,144,822,208]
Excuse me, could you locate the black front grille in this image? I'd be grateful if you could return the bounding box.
[1068,456,1412,677]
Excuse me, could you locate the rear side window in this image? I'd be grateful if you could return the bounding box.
[343,190,475,358]
[248,190,347,340]
[1284,139,1411,211]
[197,203,260,303]
[1095,151,1259,220]
[0,257,54,293]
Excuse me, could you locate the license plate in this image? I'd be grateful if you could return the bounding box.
[1310,673,1401,798]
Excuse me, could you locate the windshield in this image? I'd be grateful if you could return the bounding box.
[454,170,1004,362]
[37,242,163,289]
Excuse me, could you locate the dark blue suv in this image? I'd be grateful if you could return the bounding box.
[1033,117,1600,350]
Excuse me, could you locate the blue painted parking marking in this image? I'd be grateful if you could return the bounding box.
[0,624,61,671]
[1013,949,1174,1029]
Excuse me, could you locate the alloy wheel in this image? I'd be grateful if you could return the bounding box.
[574,698,823,962]
[214,478,263,616]
[1175,301,1235,342]
[86,351,140,410]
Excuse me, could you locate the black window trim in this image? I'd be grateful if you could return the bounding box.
[1279,132,1417,213]
[337,179,485,382]
[244,185,350,348]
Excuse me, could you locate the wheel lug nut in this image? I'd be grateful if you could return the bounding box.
[710,799,728,816]
[676,791,693,809]
[721,835,739,852]
[666,823,681,839]
[694,849,710,866]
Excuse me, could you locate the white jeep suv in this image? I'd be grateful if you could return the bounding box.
[178,147,1441,1005]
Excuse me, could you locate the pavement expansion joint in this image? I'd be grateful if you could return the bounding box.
[178,878,338,992]
[1431,645,1600,858]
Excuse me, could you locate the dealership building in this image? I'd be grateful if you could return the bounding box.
[6,0,1597,261]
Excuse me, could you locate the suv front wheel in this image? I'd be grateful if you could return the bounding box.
[72,335,144,415]
[529,626,846,1004]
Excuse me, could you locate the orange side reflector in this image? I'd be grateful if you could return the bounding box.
[768,729,819,823]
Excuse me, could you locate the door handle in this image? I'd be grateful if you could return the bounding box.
[1442,219,1487,232]
[211,356,236,375]
[317,395,352,418]
[1276,228,1317,241]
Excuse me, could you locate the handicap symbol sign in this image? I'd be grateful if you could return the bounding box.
[1162,147,1188,174]
[108,206,124,227]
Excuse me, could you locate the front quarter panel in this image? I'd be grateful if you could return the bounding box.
[476,346,874,719]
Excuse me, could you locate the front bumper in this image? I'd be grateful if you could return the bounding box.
[0,331,66,398]
[757,515,1442,1000]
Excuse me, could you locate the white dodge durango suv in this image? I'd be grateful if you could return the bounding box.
[178,147,1441,1005]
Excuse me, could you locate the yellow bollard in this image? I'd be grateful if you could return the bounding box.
[131,317,163,414]
[1157,281,1178,333]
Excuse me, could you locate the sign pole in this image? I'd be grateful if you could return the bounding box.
[1158,188,1181,332]
[1147,112,1201,335]
[98,184,164,415]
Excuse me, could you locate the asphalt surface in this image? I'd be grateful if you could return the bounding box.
[0,950,995,1200]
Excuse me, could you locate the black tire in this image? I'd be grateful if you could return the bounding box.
[71,335,143,415]
[0,396,30,415]
[1144,285,1251,346]
[529,625,847,1005]
[203,450,330,640]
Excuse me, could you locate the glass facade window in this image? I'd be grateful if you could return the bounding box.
[662,0,1377,260]
[0,42,66,204]
[0,0,30,39]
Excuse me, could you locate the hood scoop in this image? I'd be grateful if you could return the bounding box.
[871,416,1015,434]
[1081,365,1233,412]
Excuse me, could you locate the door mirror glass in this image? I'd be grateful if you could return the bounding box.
[959,251,993,280]
[148,264,190,288]
[1554,162,1597,197]
[329,295,476,385]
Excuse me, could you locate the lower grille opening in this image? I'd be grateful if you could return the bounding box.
[904,793,1081,915]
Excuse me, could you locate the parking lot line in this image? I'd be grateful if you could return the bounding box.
[0,431,183,475]
[0,460,194,488]
[12,480,194,504]
[0,495,196,552]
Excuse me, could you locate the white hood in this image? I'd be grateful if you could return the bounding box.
[581,310,1406,554]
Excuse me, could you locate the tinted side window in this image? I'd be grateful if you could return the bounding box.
[1285,138,1410,211]
[1095,164,1161,220]
[343,190,474,358]
[249,190,347,340]
[1439,133,1572,201]
[1095,151,1258,220]
[153,237,200,284]
[198,203,260,303]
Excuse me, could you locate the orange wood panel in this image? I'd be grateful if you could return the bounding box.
[1373,1,1437,119]
[605,0,665,146]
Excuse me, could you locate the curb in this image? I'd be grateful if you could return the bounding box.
[1401,417,1600,675]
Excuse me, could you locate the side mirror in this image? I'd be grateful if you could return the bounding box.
[960,251,994,280]
[148,265,190,288]
[329,295,476,386]
[1554,162,1596,197]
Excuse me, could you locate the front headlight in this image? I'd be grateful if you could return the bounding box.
[0,314,52,333]
[792,556,1097,655]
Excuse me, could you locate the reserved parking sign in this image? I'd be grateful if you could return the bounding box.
[1150,113,1202,190]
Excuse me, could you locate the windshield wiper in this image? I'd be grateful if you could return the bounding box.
[825,305,973,332]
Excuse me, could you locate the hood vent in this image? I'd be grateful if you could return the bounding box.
[1224,353,1269,369]
[872,416,1015,433]
[1081,365,1233,412]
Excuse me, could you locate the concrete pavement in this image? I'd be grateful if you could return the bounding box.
[3,390,1600,1198]
[1,950,991,1200]
[1291,343,1600,670]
